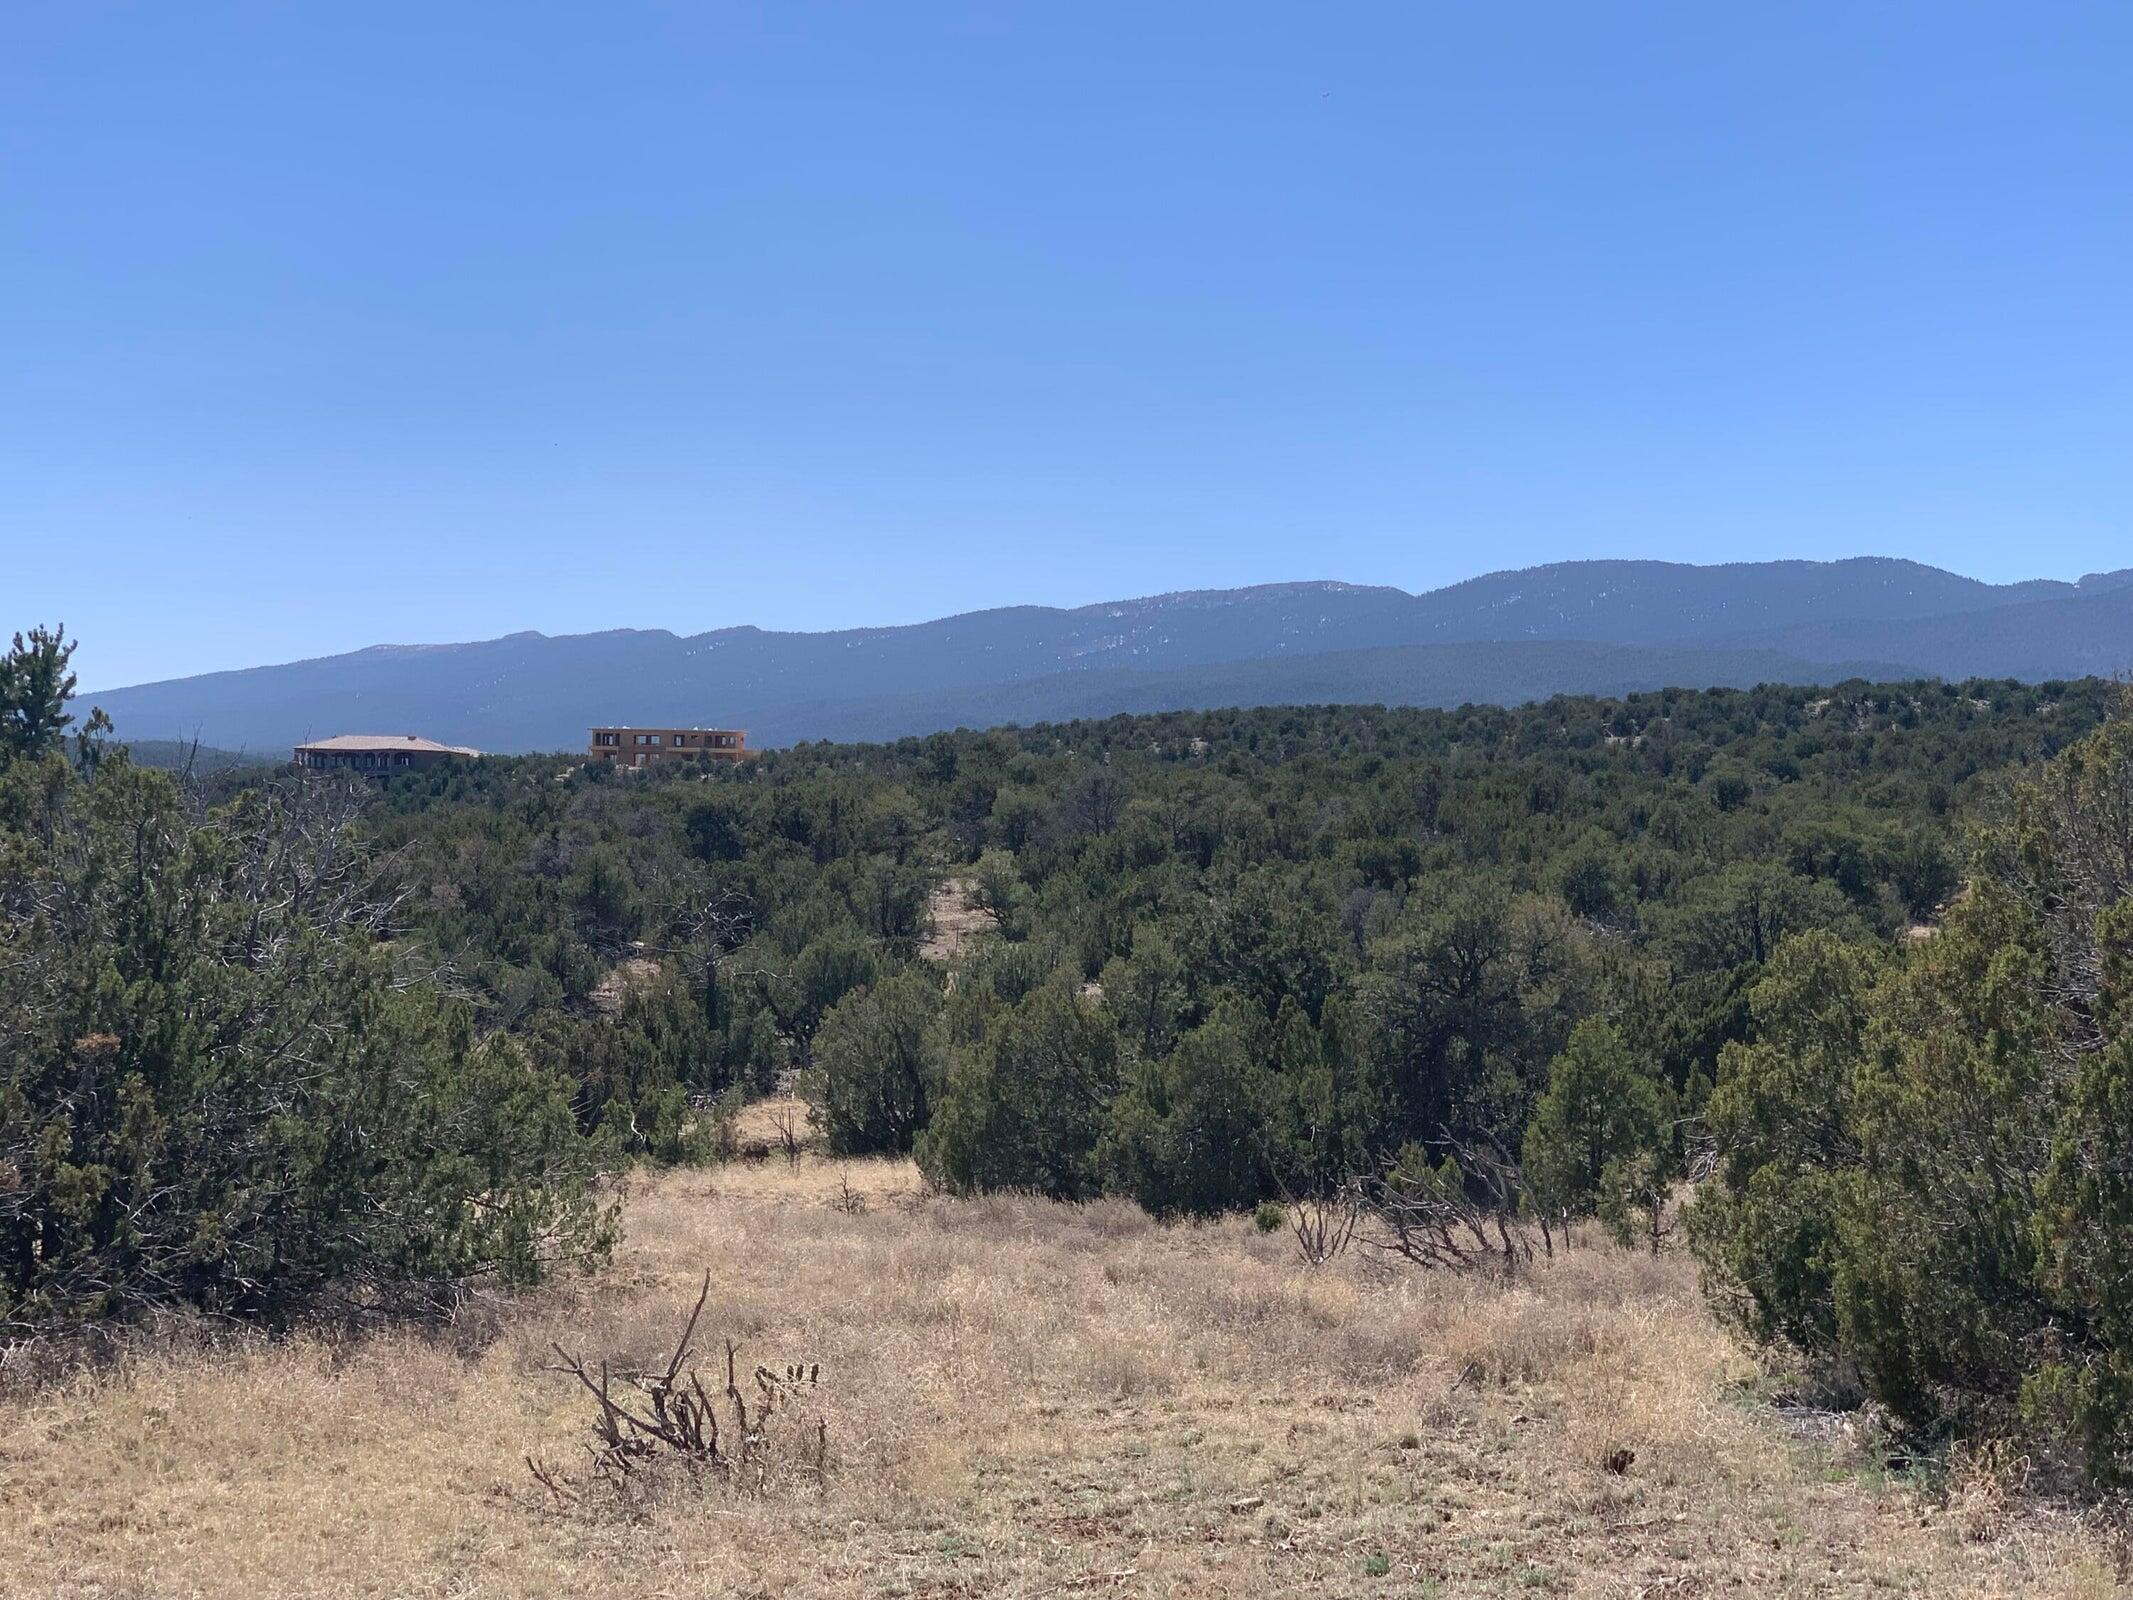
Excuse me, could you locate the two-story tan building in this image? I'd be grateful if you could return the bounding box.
[588,726,748,769]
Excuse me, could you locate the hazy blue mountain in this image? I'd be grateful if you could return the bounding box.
[1398,557,2131,643]
[750,641,1916,747]
[84,558,2133,753]
[1744,580,2133,680]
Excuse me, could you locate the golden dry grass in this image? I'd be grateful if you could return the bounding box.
[1,1153,2125,1599]
[726,1092,817,1158]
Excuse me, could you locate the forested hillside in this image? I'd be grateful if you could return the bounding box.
[351,675,2099,1198]
[15,622,2133,1490]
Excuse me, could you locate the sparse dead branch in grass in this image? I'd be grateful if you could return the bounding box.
[768,1104,805,1167]
[1287,1186,1360,1267]
[529,1270,827,1510]
[1356,1151,1542,1273]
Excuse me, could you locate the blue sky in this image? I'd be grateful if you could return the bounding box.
[5,3,2130,690]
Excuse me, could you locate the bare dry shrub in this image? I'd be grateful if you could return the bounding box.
[529,1272,828,1513]
[1354,1163,1544,1274]
[768,1104,805,1167]
[1288,1188,1360,1267]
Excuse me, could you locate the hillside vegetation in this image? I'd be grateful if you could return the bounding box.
[8,625,2133,1593]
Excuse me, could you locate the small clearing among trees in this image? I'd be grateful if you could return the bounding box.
[919,875,990,961]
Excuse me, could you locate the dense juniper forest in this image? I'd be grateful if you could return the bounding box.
[7,622,2133,1485]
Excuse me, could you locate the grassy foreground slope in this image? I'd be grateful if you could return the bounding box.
[1,1140,2119,1599]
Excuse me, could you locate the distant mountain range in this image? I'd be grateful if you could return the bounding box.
[87,558,2133,754]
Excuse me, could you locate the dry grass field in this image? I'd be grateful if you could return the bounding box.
[2,1135,2126,1599]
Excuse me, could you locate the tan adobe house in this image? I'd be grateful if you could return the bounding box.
[294,733,481,773]
[588,726,749,769]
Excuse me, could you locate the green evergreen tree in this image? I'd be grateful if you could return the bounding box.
[804,968,945,1155]
[1686,930,1880,1348]
[1521,1020,1670,1235]
[916,980,1120,1199]
[0,752,608,1331]
[0,624,96,763]
[1100,999,1270,1216]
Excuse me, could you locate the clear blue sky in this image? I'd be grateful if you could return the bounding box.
[6,3,2130,690]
